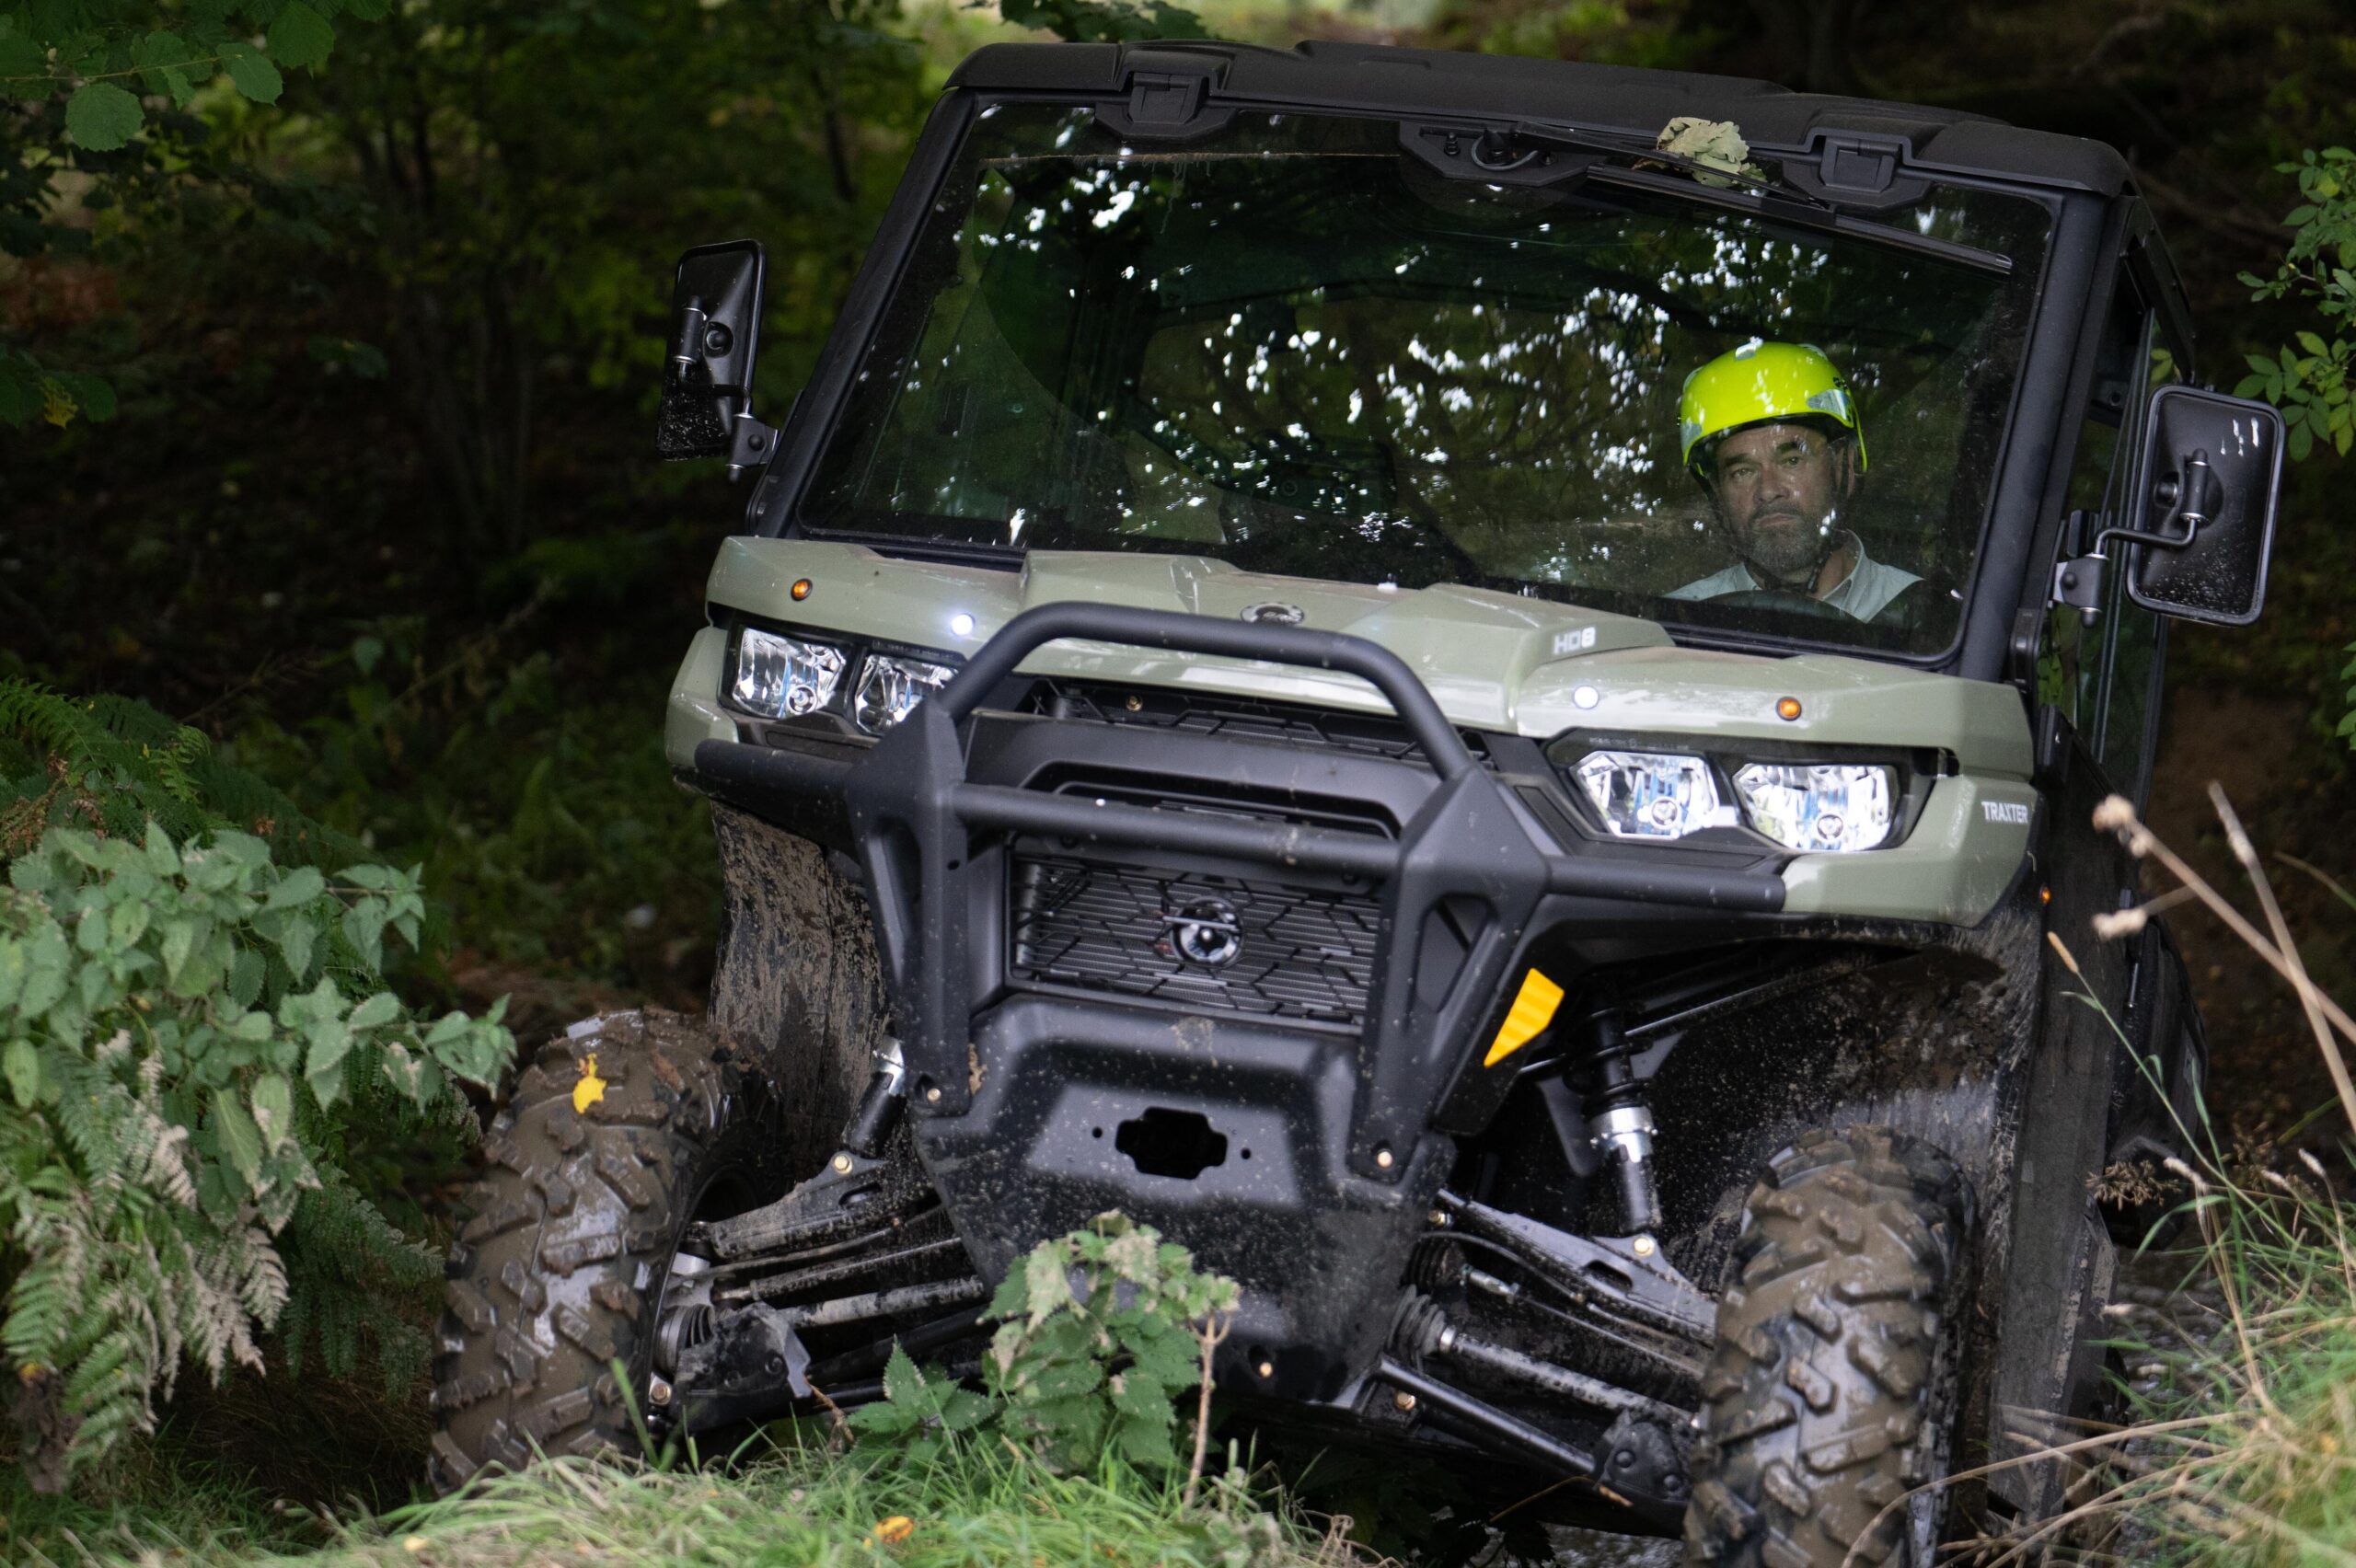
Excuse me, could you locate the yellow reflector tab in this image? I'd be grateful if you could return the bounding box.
[572,1054,607,1113]
[1484,969,1565,1067]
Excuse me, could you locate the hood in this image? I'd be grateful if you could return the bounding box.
[704,538,2030,778]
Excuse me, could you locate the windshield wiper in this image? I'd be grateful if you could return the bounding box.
[1476,122,2013,277]
[1496,123,1837,213]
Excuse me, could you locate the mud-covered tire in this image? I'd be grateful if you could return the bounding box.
[427,1009,791,1493]
[1684,1126,1971,1568]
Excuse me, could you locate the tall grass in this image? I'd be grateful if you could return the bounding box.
[1968,787,2356,1566]
[10,1424,1370,1568]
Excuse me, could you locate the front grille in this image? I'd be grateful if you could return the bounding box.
[1030,680,1441,765]
[1009,856,1383,1027]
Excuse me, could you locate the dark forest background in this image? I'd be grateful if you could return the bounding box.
[7,0,2352,1176]
[3,0,2354,1530]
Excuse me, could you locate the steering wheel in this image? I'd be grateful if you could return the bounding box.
[1707,587,1862,624]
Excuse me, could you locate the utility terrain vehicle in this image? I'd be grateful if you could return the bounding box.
[431,40,2285,1564]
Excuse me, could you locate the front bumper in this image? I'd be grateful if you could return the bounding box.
[689,604,1793,1394]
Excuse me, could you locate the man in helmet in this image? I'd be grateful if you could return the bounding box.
[1667,340,1921,619]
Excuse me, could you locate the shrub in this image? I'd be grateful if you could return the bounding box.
[851,1212,1241,1479]
[0,821,514,1490]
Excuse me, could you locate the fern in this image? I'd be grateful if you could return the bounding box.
[0,678,373,871]
[0,820,515,1489]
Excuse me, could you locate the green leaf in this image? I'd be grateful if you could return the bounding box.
[252,1073,294,1152]
[130,30,200,106]
[883,1344,941,1416]
[0,34,45,89]
[227,947,266,1009]
[5,1038,41,1108]
[142,819,180,876]
[343,900,387,972]
[1111,1366,1170,1421]
[1023,1357,1104,1401]
[1022,1245,1074,1327]
[347,990,400,1031]
[2299,330,2331,357]
[221,42,283,104]
[229,1007,275,1043]
[939,1387,995,1433]
[306,1017,352,1093]
[214,1088,264,1182]
[108,896,150,951]
[272,910,318,978]
[0,352,42,429]
[266,865,325,910]
[268,4,336,70]
[20,926,68,1018]
[380,1041,438,1107]
[64,83,143,151]
[1114,1412,1180,1470]
[847,1399,920,1437]
[0,939,25,1015]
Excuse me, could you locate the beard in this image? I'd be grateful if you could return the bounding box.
[1736,507,1837,584]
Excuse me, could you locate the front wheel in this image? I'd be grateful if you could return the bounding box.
[428,1009,790,1492]
[1684,1126,1972,1567]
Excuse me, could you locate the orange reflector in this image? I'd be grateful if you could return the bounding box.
[791,578,814,601]
[1484,969,1565,1067]
[1776,697,1803,721]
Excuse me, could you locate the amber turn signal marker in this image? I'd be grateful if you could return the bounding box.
[791,577,813,601]
[1484,968,1565,1067]
[1775,697,1803,721]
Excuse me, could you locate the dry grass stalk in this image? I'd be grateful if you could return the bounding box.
[2205,782,2356,1139]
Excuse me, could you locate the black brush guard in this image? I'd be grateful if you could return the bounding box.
[694,604,1784,1403]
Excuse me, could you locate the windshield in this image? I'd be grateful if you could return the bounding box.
[798,105,2053,654]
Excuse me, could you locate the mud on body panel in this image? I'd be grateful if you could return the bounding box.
[709,802,888,1180]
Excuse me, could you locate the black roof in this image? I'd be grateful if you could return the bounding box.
[947,40,2132,197]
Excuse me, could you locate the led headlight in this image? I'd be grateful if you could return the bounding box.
[853,653,957,734]
[733,628,846,718]
[1733,762,1896,852]
[1572,750,1731,839]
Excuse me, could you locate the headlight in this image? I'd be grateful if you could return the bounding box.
[853,653,957,734]
[733,628,846,718]
[1732,763,1896,852]
[1572,750,1731,839]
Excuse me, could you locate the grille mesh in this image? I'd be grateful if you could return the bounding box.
[1009,856,1383,1026]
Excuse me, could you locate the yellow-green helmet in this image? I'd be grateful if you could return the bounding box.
[1679,340,1866,475]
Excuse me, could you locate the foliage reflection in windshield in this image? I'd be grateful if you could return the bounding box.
[800,106,2051,653]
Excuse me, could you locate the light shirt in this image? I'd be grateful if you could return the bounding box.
[1667,535,1922,622]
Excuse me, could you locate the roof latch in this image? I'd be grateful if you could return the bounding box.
[1127,71,1208,126]
[1817,134,1900,195]
[1098,50,1230,139]
[1783,129,1930,211]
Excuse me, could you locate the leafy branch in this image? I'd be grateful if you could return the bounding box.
[2235,145,2356,462]
[1,0,368,429]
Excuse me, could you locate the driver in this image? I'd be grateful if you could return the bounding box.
[1666,340,1920,618]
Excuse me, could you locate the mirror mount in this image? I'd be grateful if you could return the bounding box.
[2050,384,2283,628]
[659,239,778,478]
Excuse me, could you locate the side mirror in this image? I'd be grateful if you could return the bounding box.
[658,239,776,472]
[2121,385,2284,626]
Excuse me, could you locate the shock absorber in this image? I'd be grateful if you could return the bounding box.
[1571,998,1660,1240]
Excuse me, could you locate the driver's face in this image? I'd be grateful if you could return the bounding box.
[1707,422,1853,584]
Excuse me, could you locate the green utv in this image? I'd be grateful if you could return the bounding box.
[430,40,2284,1565]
